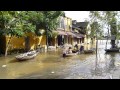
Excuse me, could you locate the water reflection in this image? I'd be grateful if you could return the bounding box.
[107,53,116,71]
[94,53,115,78]
[90,41,119,79]
[0,40,120,79]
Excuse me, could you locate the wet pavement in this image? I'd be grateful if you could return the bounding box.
[1,40,120,79]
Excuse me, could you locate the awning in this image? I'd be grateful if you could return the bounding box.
[66,31,85,38]
[79,34,85,37]
[57,30,67,35]
[74,33,82,38]
[66,31,76,37]
[73,33,85,38]
[54,30,85,38]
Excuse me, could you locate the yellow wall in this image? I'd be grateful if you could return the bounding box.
[68,36,72,44]
[35,35,46,49]
[0,36,6,54]
[5,33,46,52]
[64,17,67,31]
[63,17,72,45]
[64,17,72,32]
[6,36,25,51]
[84,35,96,44]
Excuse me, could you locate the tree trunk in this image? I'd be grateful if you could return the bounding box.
[111,40,115,48]
[5,36,12,57]
[46,35,48,51]
[96,36,98,58]
[91,38,93,44]
[95,31,98,73]
[46,25,48,51]
[110,21,117,48]
[87,35,88,50]
[105,37,108,49]
[25,36,30,52]
[105,26,110,49]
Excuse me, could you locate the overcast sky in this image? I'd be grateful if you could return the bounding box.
[64,11,90,22]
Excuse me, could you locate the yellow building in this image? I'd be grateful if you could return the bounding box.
[0,32,46,54]
[72,20,86,47]
[64,16,73,45]
[47,16,73,48]
[72,25,85,46]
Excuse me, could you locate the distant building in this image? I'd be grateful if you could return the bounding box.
[72,21,96,44]
[72,20,85,45]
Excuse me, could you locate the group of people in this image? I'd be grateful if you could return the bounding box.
[62,47,72,56]
[62,44,84,57]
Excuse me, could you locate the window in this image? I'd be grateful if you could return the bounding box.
[69,25,72,31]
[61,18,64,29]
[58,17,65,29]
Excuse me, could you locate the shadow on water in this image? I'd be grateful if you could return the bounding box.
[8,59,20,63]
[8,58,37,63]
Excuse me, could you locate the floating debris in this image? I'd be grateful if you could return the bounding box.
[115,62,120,66]
[109,75,113,79]
[2,65,7,68]
[51,71,55,74]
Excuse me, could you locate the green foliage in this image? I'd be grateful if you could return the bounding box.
[89,11,120,38]
[0,11,63,37]
[28,11,64,36]
[89,11,103,39]
[0,11,64,55]
[0,11,35,37]
[50,31,58,38]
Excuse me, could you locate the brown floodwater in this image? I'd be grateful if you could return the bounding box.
[1,40,120,79]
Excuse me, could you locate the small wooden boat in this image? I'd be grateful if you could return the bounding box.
[63,52,78,57]
[66,53,78,57]
[105,48,119,52]
[15,50,39,61]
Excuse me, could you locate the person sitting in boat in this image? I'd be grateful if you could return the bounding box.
[63,47,73,57]
[80,45,84,52]
[74,44,79,53]
[68,47,73,54]
[63,47,67,57]
[74,44,78,50]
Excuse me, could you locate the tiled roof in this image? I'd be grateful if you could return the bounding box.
[75,22,89,28]
[73,32,85,38]
[72,25,81,30]
[57,30,67,35]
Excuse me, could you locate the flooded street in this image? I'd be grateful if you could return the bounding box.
[1,40,120,79]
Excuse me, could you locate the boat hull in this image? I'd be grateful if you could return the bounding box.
[105,49,119,52]
[63,53,78,57]
[84,50,94,54]
[15,51,38,61]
